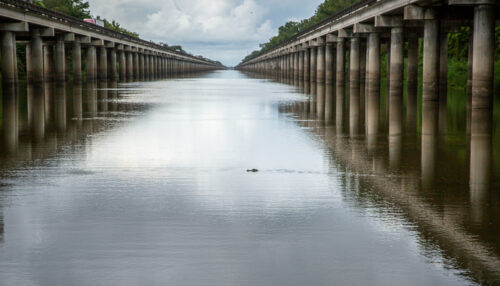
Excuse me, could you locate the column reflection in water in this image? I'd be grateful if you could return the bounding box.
[29,84,46,142]
[44,82,53,128]
[324,83,334,124]
[55,83,67,133]
[469,108,492,222]
[108,81,118,112]
[421,100,439,188]
[316,82,325,119]
[84,81,97,134]
[2,84,19,153]
[309,81,317,114]
[98,81,109,113]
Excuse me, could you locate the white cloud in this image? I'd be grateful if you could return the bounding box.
[88,0,323,66]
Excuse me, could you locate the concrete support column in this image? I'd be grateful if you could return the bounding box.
[439,33,448,133]
[26,45,33,83]
[72,39,82,83]
[359,39,366,127]
[298,51,304,80]
[422,17,440,101]
[316,45,325,118]
[139,53,144,80]
[366,33,380,135]
[406,34,418,133]
[304,49,310,82]
[109,49,117,81]
[126,51,133,80]
[43,44,54,82]
[471,4,495,112]
[325,43,334,84]
[325,42,335,124]
[31,30,44,84]
[310,47,317,83]
[469,4,495,195]
[1,31,17,85]
[133,52,139,80]
[119,50,126,81]
[388,27,404,136]
[349,37,360,135]
[86,46,97,81]
[336,38,345,133]
[55,35,66,82]
[317,44,325,84]
[98,46,107,81]
[467,32,474,135]
[295,51,300,81]
[149,55,154,78]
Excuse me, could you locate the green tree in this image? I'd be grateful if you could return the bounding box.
[243,0,357,63]
[37,0,91,19]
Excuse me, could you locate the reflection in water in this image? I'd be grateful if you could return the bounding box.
[1,84,18,153]
[0,71,498,285]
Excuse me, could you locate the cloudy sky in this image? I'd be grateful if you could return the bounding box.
[87,0,324,66]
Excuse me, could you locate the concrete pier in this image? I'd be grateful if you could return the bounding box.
[1,31,17,85]
[55,35,66,82]
[109,49,117,81]
[99,46,107,81]
[73,38,82,83]
[366,33,380,135]
[316,44,326,118]
[86,46,97,81]
[336,38,345,133]
[349,37,360,135]
[304,48,311,82]
[406,34,418,133]
[388,27,404,136]
[325,42,335,123]
[471,4,495,112]
[310,46,317,83]
[127,51,133,80]
[43,45,54,82]
[422,16,440,101]
[119,50,126,81]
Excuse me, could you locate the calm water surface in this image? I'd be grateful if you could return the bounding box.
[0,70,498,285]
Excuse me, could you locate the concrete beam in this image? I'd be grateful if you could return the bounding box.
[338,28,353,38]
[375,15,404,27]
[326,34,338,43]
[105,41,115,48]
[91,39,104,46]
[353,23,378,34]
[40,27,55,37]
[404,5,436,20]
[78,36,90,44]
[0,21,28,32]
[63,33,75,42]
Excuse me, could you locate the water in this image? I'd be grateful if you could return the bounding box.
[0,70,498,285]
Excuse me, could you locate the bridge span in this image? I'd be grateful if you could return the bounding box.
[237,0,499,192]
[0,0,223,85]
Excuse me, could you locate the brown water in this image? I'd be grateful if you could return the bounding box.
[0,70,498,285]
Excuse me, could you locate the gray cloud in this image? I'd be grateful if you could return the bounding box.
[88,0,323,66]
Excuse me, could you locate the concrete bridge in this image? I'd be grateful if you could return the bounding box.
[237,0,498,193]
[0,0,223,86]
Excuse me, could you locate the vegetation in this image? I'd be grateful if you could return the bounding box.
[242,0,357,62]
[33,0,90,19]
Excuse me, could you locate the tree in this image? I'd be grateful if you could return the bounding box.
[38,0,91,19]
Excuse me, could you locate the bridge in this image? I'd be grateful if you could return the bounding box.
[236,0,498,195]
[0,0,223,85]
